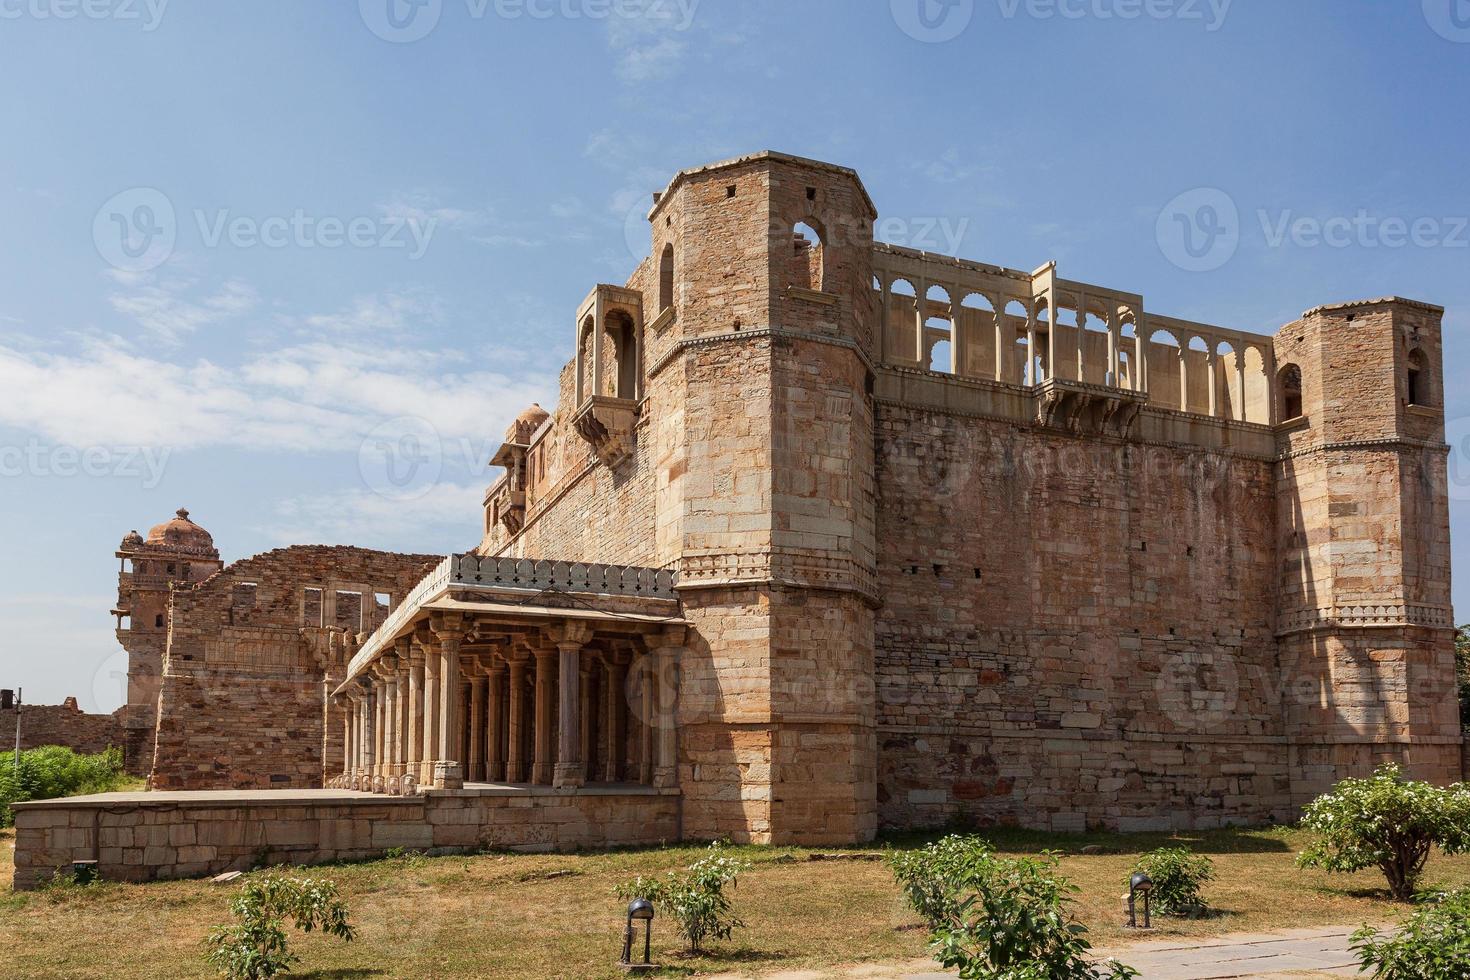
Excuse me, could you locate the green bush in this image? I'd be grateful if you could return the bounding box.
[1296,764,1470,901]
[204,873,356,980]
[887,834,992,929]
[1351,889,1470,978]
[0,745,128,827]
[1130,847,1215,918]
[614,842,750,954]
[929,849,1138,980]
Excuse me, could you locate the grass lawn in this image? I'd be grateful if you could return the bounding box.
[2,824,1466,979]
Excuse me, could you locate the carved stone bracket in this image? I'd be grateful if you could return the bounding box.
[1034,379,1147,439]
[573,395,638,468]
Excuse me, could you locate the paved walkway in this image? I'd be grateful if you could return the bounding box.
[708,926,1369,980]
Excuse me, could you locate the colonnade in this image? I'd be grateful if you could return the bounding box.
[337,615,680,794]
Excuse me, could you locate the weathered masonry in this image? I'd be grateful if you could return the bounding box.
[15,151,1456,889]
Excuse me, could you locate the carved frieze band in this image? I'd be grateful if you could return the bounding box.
[677,550,879,603]
[1277,603,1456,636]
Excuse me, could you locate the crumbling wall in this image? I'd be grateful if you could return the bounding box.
[149,546,438,790]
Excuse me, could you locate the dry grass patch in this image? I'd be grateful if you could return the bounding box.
[1,826,1466,978]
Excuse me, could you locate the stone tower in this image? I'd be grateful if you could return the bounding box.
[113,509,223,774]
[1272,298,1460,802]
[646,153,880,843]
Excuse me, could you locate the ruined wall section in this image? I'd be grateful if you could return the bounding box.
[874,405,1286,832]
[1,700,126,757]
[149,546,437,791]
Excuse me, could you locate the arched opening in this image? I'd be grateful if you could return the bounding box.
[605,310,639,399]
[578,315,595,401]
[1279,363,1303,420]
[1216,341,1239,420]
[1034,302,1052,383]
[1407,348,1427,406]
[791,220,825,291]
[925,284,953,373]
[1001,299,1028,383]
[1244,346,1269,423]
[658,243,675,312]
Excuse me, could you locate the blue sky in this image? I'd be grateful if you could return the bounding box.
[0,0,1466,709]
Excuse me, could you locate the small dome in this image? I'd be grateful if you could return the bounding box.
[505,403,550,443]
[145,508,217,555]
[120,529,145,549]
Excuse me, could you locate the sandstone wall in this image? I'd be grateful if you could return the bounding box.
[150,547,438,791]
[11,787,678,889]
[873,404,1289,832]
[0,700,125,757]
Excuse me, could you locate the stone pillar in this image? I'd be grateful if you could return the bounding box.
[1106,308,1119,385]
[554,641,585,788]
[382,665,399,783]
[532,647,555,785]
[604,657,627,784]
[507,656,528,783]
[432,617,466,789]
[345,694,358,778]
[487,662,506,782]
[1206,349,1219,418]
[994,296,1008,383]
[468,669,486,783]
[579,663,593,783]
[1235,354,1248,421]
[373,679,386,783]
[638,659,654,785]
[1025,305,1038,386]
[653,642,679,789]
[912,276,928,366]
[419,634,439,787]
[407,645,424,783]
[1178,347,1189,412]
[340,698,352,782]
[1135,313,1149,393]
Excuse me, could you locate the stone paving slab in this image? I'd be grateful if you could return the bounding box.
[706,926,1372,979]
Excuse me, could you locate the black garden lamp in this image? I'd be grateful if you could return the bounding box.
[1128,872,1155,929]
[619,897,655,971]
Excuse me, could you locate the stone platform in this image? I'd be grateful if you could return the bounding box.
[10,784,679,890]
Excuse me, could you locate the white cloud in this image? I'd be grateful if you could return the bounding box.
[295,289,443,337]
[606,1,698,82]
[263,481,484,550]
[0,324,553,455]
[107,275,257,344]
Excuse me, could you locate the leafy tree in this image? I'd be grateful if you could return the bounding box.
[1352,889,1470,978]
[615,842,749,954]
[888,834,991,929]
[204,873,356,980]
[898,837,1136,980]
[1297,764,1470,901]
[1129,848,1215,918]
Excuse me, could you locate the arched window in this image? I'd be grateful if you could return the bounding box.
[792,221,824,291]
[1279,363,1303,420]
[606,310,639,399]
[1407,348,1427,407]
[658,243,675,312]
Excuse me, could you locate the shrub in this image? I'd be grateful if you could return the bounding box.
[614,842,750,954]
[1296,764,1470,901]
[1351,889,1470,978]
[887,834,992,929]
[1130,848,1214,918]
[0,746,129,827]
[204,873,356,980]
[929,850,1138,980]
